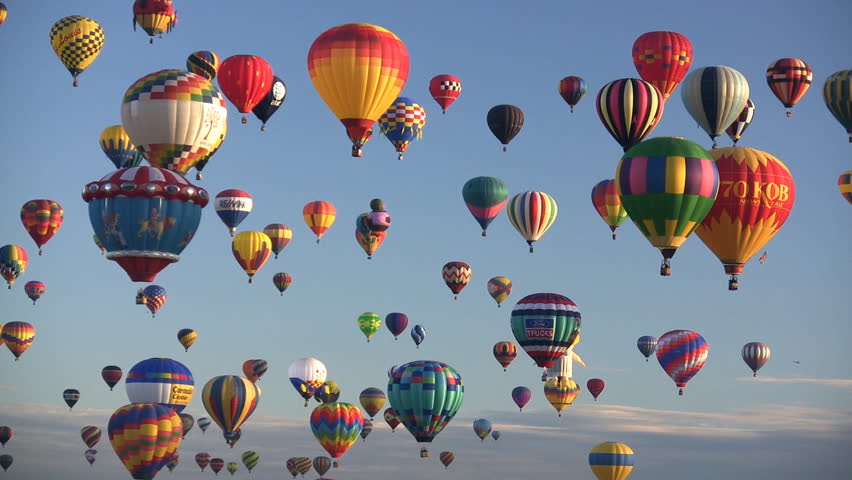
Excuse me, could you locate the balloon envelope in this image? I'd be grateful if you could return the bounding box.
[126,357,194,412]
[429,74,462,113]
[108,403,183,480]
[201,375,261,443]
[387,360,464,444]
[589,441,635,480]
[656,329,709,395]
[510,293,581,368]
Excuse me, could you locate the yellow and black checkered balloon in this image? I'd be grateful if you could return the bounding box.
[49,15,105,86]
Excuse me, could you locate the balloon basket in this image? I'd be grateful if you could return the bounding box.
[419,448,429,458]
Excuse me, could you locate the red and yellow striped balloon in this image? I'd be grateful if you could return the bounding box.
[307,23,409,157]
[544,377,580,416]
[695,147,795,290]
[303,201,336,243]
[108,403,182,480]
[590,179,628,240]
[231,231,272,283]
[20,200,63,255]
[1,322,35,361]
[0,245,27,289]
[839,170,852,204]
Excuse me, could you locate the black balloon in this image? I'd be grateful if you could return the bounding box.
[252,76,287,131]
[487,104,524,151]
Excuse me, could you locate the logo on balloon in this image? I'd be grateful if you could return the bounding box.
[171,385,194,405]
[718,181,790,207]
[525,318,555,339]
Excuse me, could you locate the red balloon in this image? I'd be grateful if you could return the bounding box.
[218,55,275,123]
[632,31,693,100]
[428,74,462,114]
[586,378,605,401]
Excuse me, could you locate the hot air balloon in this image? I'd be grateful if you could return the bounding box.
[544,377,580,416]
[109,402,183,479]
[766,58,812,117]
[439,451,454,469]
[387,360,464,456]
[166,454,179,472]
[616,137,719,276]
[126,357,194,412]
[241,451,259,472]
[357,313,382,342]
[273,272,292,295]
[379,97,427,160]
[285,458,300,477]
[1,322,35,361]
[264,224,292,259]
[23,281,45,305]
[411,325,426,348]
[486,276,512,307]
[681,66,751,148]
[0,245,27,289]
[210,458,225,475]
[0,454,11,472]
[589,441,634,480]
[100,125,144,169]
[307,23,410,157]
[83,167,209,282]
[215,189,253,236]
[252,76,287,131]
[596,78,665,152]
[355,213,386,260]
[121,70,228,175]
[197,417,211,434]
[0,426,11,447]
[742,342,771,377]
[695,146,795,290]
[226,461,239,475]
[304,201,336,243]
[657,329,708,395]
[429,74,462,114]
[102,365,123,390]
[313,456,332,477]
[132,0,176,43]
[493,342,518,371]
[139,284,167,317]
[81,426,101,448]
[487,105,524,151]
[177,328,196,352]
[193,120,227,180]
[823,70,852,142]
[202,375,260,445]
[591,180,628,240]
[511,386,531,411]
[20,200,64,256]
[49,16,104,86]
[359,388,385,420]
[310,402,363,468]
[85,449,97,466]
[195,452,210,471]
[473,419,491,441]
[218,55,275,124]
[0,3,6,26]
[587,379,605,401]
[559,76,587,112]
[462,176,509,236]
[632,31,693,100]
[295,457,312,476]
[511,293,581,368]
[179,413,194,438]
[492,430,501,440]
[383,408,400,432]
[385,313,408,340]
[636,336,657,362]
[231,231,272,283]
[725,99,756,145]
[242,359,268,383]
[839,171,852,204]
[289,358,327,406]
[315,380,340,403]
[360,419,373,440]
[442,261,471,300]
[507,191,558,253]
[187,50,220,81]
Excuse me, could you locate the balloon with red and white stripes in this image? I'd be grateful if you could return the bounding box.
[741,342,771,377]
[506,191,558,253]
[656,330,708,395]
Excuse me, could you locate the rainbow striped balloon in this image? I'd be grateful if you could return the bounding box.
[656,330,708,395]
[1,321,35,361]
[310,402,363,466]
[80,426,101,448]
[108,403,182,480]
[589,441,635,480]
[544,377,580,416]
[590,179,628,240]
[487,276,512,307]
[201,375,260,443]
[0,245,27,289]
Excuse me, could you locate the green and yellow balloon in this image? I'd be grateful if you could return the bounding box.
[358,312,382,342]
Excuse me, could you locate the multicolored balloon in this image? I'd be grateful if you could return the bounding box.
[596,78,665,152]
[429,74,462,114]
[242,359,269,383]
[132,0,176,43]
[231,231,272,283]
[0,426,11,447]
[303,201,336,243]
[126,357,194,412]
[587,378,605,401]
[823,70,852,143]
[507,191,558,252]
[485,276,512,307]
[439,451,454,469]
[81,426,101,448]
[100,125,144,169]
[177,328,197,352]
[725,99,756,145]
[511,386,531,411]
[215,189,253,236]
[252,76,287,131]
[632,31,693,100]
[23,281,45,305]
[636,336,657,362]
[359,387,386,420]
[102,365,123,390]
[473,418,491,441]
[383,408,400,432]
[264,224,292,259]
[83,167,209,282]
[510,293,581,368]
[2,322,35,361]
[186,50,221,81]
[0,245,27,289]
[313,456,332,477]
[195,452,211,471]
[589,441,634,480]
[442,261,471,300]
[201,375,260,444]
[657,329,708,395]
[20,200,63,256]
[288,358,327,406]
[241,451,259,472]
[766,58,812,117]
[385,312,408,340]
[310,402,363,468]
[591,180,628,240]
[616,137,719,276]
[197,417,211,434]
[360,419,373,440]
[410,325,426,348]
[315,380,340,404]
[357,312,382,342]
[108,403,183,480]
[462,176,509,236]
[0,3,6,26]
[379,97,427,160]
[742,342,771,377]
[558,76,587,112]
[839,171,852,204]
[210,458,225,474]
[140,284,167,317]
[218,55,275,124]
[487,104,524,151]
[493,341,518,371]
[49,15,104,86]
[226,461,239,475]
[544,376,580,416]
[681,66,751,148]
[273,272,293,295]
[307,23,410,157]
[294,457,312,476]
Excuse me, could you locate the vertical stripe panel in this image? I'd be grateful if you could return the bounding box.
[628,157,648,194]
[665,156,686,194]
[646,156,666,193]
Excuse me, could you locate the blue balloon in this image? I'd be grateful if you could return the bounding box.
[126,358,195,413]
[411,325,426,348]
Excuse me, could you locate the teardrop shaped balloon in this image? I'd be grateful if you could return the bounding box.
[0,245,27,289]
[241,451,259,472]
[725,99,756,145]
[187,50,221,81]
[766,58,812,117]
[462,176,509,236]
[379,97,427,160]
[197,417,211,434]
[491,430,501,440]
[303,201,336,243]
[63,388,80,410]
[442,261,471,300]
[473,418,491,441]
[544,377,580,416]
[360,419,373,440]
[140,284,167,317]
[487,276,512,307]
[839,171,852,204]
[487,105,524,151]
[355,213,386,259]
[558,76,587,112]
[49,15,104,86]
[242,359,269,383]
[680,66,751,148]
[507,191,558,253]
[132,0,176,43]
[636,336,657,362]
[440,451,454,468]
[100,125,144,169]
[742,342,771,377]
[511,386,531,411]
[195,452,210,471]
[81,426,101,448]
[656,329,708,395]
[1,322,35,361]
[0,427,12,448]
[252,76,287,131]
[510,293,581,368]
[23,281,45,305]
[126,357,194,412]
[307,23,410,157]
[357,313,382,342]
[596,78,665,152]
[310,402,363,468]
[822,70,852,143]
[101,365,123,390]
[586,378,605,401]
[616,137,719,276]
[177,328,197,351]
[201,375,261,444]
[313,456,332,476]
[632,31,693,100]
[108,403,183,480]
[410,325,426,348]
[383,408,400,431]
[385,313,408,339]
[288,358,327,406]
[493,341,518,371]
[591,180,628,240]
[264,224,292,259]
[273,272,293,295]
[226,461,239,475]
[85,449,97,466]
[215,189,253,236]
[231,231,272,283]
[20,200,63,255]
[178,413,194,438]
[218,55,275,124]
[210,458,224,474]
[166,454,179,472]
[0,454,10,472]
[429,74,462,114]
[589,441,635,480]
[358,387,385,419]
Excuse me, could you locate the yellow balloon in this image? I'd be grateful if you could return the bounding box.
[49,16,105,86]
[589,441,634,480]
[231,231,272,283]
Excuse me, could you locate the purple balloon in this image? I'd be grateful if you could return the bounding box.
[385,313,409,339]
[511,386,531,411]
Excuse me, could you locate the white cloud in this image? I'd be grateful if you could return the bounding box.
[736,376,852,388]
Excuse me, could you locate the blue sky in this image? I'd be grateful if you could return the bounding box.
[0,0,850,479]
